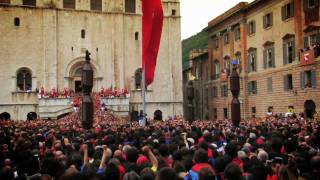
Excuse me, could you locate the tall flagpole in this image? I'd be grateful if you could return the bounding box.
[142,66,146,127]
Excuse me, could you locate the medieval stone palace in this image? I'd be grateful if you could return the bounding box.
[0,0,183,120]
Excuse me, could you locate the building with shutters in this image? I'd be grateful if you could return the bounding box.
[203,0,320,120]
[0,0,183,120]
[187,49,209,120]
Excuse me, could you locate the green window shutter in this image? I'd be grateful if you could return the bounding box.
[263,16,266,29]
[253,21,256,34]
[263,49,267,69]
[247,53,251,72]
[312,70,317,88]
[292,40,296,61]
[290,2,294,17]
[271,47,275,67]
[300,72,305,89]
[283,43,288,65]
[270,13,273,26]
[304,36,309,48]
[254,50,257,71]
[282,6,286,20]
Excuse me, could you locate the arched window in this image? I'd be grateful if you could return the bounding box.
[212,60,220,80]
[134,68,142,89]
[81,29,86,39]
[223,55,231,73]
[27,112,37,120]
[0,112,11,120]
[14,17,20,26]
[235,51,241,72]
[16,68,32,91]
[154,110,163,120]
[74,67,82,77]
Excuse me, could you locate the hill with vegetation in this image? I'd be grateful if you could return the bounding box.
[182,30,208,70]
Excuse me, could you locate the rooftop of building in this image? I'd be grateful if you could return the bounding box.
[207,2,248,29]
[206,0,270,31]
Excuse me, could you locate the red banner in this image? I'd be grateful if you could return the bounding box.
[142,0,164,86]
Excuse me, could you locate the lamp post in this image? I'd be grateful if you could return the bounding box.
[230,65,241,127]
[81,50,94,129]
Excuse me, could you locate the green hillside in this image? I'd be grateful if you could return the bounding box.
[182,30,208,70]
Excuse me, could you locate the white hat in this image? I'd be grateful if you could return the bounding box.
[211,143,218,148]
[187,138,195,144]
[257,150,268,162]
[238,151,247,159]
[249,133,257,139]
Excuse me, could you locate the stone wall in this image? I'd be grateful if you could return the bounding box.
[0,0,183,120]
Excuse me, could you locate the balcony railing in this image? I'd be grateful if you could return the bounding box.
[300,48,317,66]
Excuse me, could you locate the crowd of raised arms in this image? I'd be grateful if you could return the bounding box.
[0,104,320,180]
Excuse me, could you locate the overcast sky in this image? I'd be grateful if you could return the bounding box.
[181,0,254,40]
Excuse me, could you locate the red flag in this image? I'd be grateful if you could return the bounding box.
[142,0,164,86]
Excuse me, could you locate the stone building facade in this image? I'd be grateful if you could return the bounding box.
[205,0,320,120]
[189,49,209,120]
[0,0,183,120]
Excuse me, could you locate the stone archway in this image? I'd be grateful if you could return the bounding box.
[154,110,163,120]
[0,112,11,120]
[65,58,102,93]
[70,65,85,93]
[304,100,316,119]
[27,112,37,121]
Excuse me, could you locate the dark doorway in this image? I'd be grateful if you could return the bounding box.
[27,112,37,120]
[0,112,11,120]
[130,111,139,122]
[75,81,82,93]
[304,100,316,119]
[154,110,163,120]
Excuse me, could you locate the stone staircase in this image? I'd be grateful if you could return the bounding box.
[38,98,73,120]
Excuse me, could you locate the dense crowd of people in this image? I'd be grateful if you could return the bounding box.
[1,89,320,180]
[0,107,320,180]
